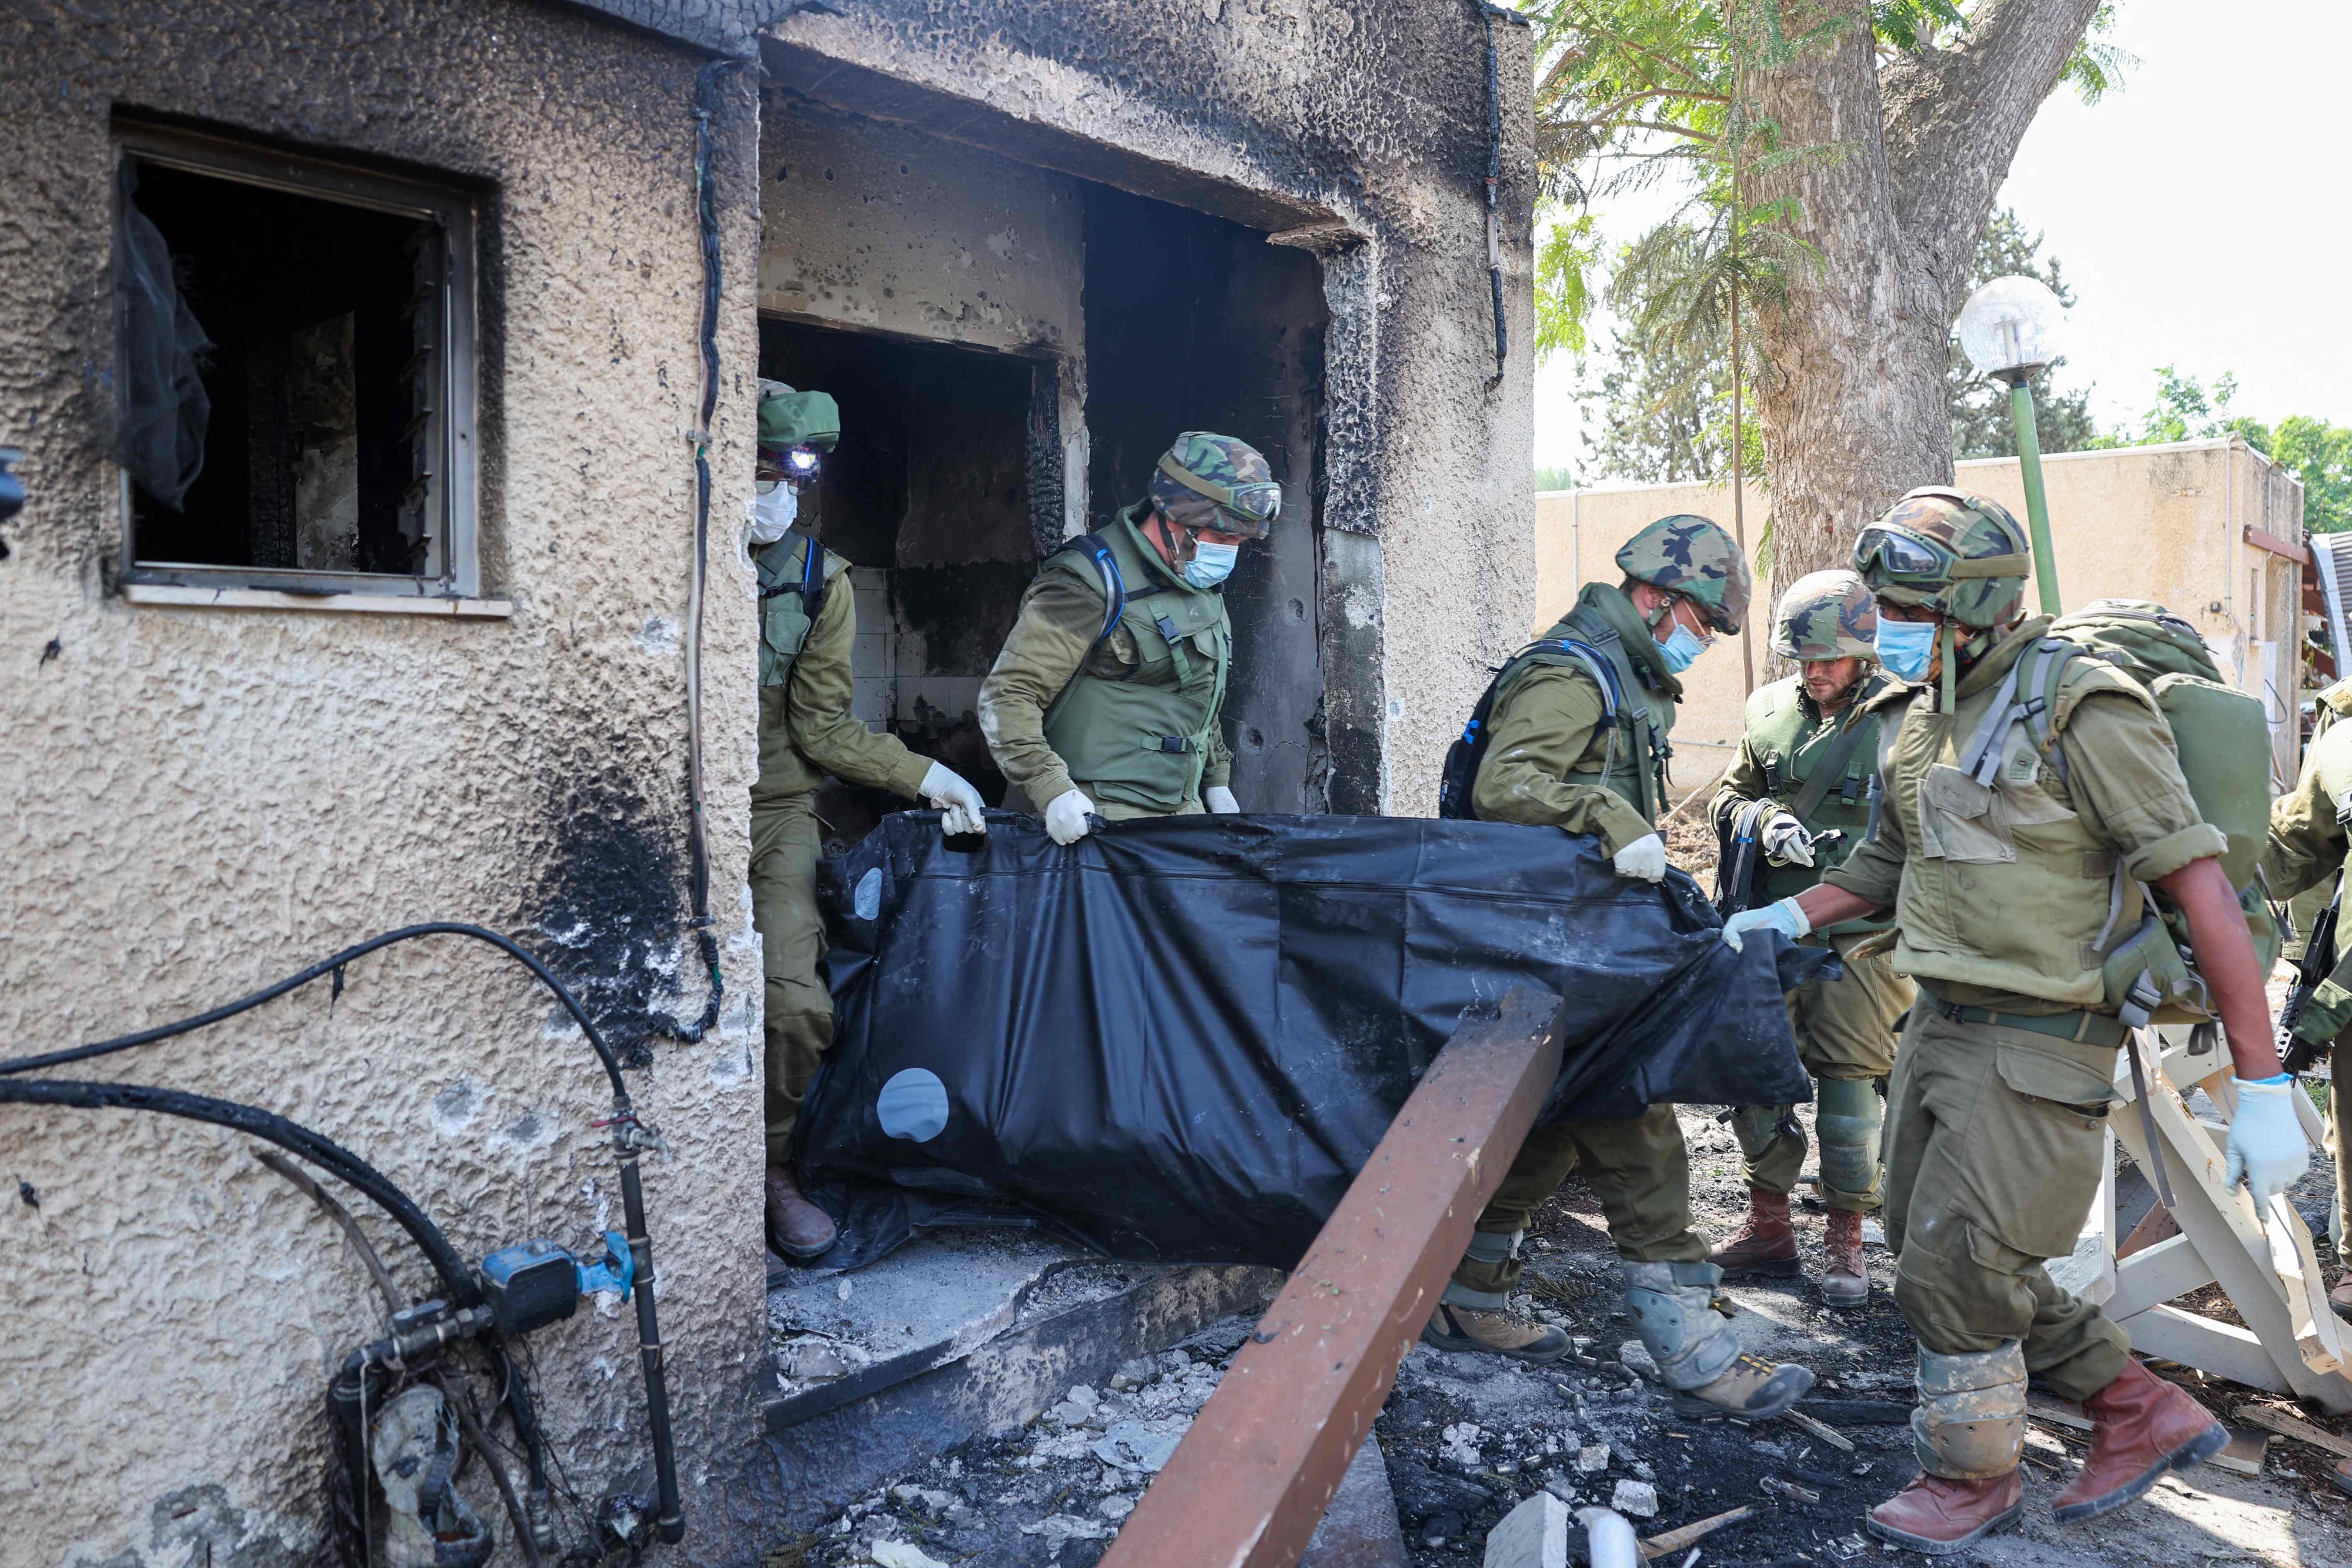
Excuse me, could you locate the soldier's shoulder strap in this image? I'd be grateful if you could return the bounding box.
[756,531,836,618]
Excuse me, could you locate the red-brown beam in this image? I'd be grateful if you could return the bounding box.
[1100,985,1565,1568]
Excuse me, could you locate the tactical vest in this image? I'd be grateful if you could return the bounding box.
[1499,591,1675,824]
[1866,623,2163,1007]
[1040,510,1232,814]
[755,530,844,689]
[1742,673,1888,921]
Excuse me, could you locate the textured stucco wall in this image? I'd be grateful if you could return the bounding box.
[1,0,1537,1561]
[0,2,775,1563]
[758,0,1540,813]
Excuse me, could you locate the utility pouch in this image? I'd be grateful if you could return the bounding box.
[2099,912,2200,1026]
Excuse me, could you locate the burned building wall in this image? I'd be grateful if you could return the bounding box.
[0,2,776,1564]
[755,0,1539,814]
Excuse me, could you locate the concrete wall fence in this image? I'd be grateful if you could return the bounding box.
[1535,439,2309,799]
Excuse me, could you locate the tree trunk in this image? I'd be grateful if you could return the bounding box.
[1746,0,2103,586]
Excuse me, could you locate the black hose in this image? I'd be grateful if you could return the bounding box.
[620,1154,684,1542]
[0,922,625,1100]
[0,1076,480,1307]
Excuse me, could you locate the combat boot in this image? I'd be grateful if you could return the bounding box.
[766,1164,837,1259]
[2330,1276,2352,1322]
[1708,1186,1799,1278]
[1867,1342,2027,1554]
[1865,1472,2024,1555]
[2050,1358,2226,1523]
[1819,1206,1869,1306]
[1625,1260,1812,1419]
[1421,1302,1569,1363]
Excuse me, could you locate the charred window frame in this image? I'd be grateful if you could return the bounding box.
[112,122,480,600]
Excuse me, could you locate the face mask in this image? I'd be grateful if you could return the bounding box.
[750,480,797,544]
[1658,622,1708,673]
[1875,618,1938,682]
[1182,539,1240,589]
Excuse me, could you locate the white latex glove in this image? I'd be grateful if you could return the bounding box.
[1761,813,1815,867]
[1204,785,1240,814]
[1045,788,1097,846]
[1611,832,1668,883]
[1721,895,1812,952]
[2225,1076,2312,1202]
[919,761,988,837]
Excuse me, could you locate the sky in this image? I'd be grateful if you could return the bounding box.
[1530,0,2352,477]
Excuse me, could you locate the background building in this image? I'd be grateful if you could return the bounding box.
[1535,438,2311,803]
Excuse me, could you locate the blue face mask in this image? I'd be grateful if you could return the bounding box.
[1658,623,1708,673]
[1183,539,1240,589]
[1875,618,1938,682]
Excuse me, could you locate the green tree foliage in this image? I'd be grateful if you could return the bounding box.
[1528,2,2126,366]
[2099,367,2352,533]
[1949,208,2102,459]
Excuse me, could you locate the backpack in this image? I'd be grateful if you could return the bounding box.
[1962,599,2278,1025]
[1438,638,1625,821]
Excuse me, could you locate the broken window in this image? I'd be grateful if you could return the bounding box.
[113,122,479,597]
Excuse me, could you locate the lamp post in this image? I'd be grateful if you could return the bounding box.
[1956,276,2066,616]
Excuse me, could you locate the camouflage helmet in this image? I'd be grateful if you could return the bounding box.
[1614,514,1753,634]
[1852,486,2033,630]
[1147,431,1279,539]
[758,385,840,453]
[1771,569,1877,662]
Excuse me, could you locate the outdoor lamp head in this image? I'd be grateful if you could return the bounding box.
[1957,275,2063,384]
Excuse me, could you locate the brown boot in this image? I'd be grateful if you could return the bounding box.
[1708,1187,1799,1278]
[1819,1207,1869,1306]
[766,1164,837,1260]
[2052,1358,2226,1523]
[1866,1470,2024,1555]
[1421,1302,1569,1363]
[2330,1276,2352,1322]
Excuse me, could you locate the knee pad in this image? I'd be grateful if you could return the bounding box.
[1912,1341,2026,1479]
[1815,1077,1884,1199]
[1622,1260,1740,1390]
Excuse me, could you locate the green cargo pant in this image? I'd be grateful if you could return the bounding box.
[751,793,828,1166]
[1449,1106,1710,1303]
[1882,1004,2131,1402]
[1730,932,1915,1211]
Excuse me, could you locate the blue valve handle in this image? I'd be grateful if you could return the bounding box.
[575,1230,635,1298]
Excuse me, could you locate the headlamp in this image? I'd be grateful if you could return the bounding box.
[786,447,820,477]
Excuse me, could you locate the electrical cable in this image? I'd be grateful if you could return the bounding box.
[0,922,623,1099]
[0,1076,480,1306]
[650,53,749,1047]
[1475,0,1509,384]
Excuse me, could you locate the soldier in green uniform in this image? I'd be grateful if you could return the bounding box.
[1708,570,1916,1306]
[750,384,990,1260]
[1724,487,2308,1552]
[2258,673,2352,1322]
[978,432,1275,838]
[1423,514,1817,1422]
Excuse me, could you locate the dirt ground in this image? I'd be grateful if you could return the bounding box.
[767,807,2352,1567]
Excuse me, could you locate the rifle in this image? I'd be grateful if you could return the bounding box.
[1712,795,1841,920]
[2278,869,2343,1074]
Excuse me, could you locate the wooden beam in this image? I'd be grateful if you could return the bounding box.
[2244,524,2314,567]
[1100,987,1566,1568]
